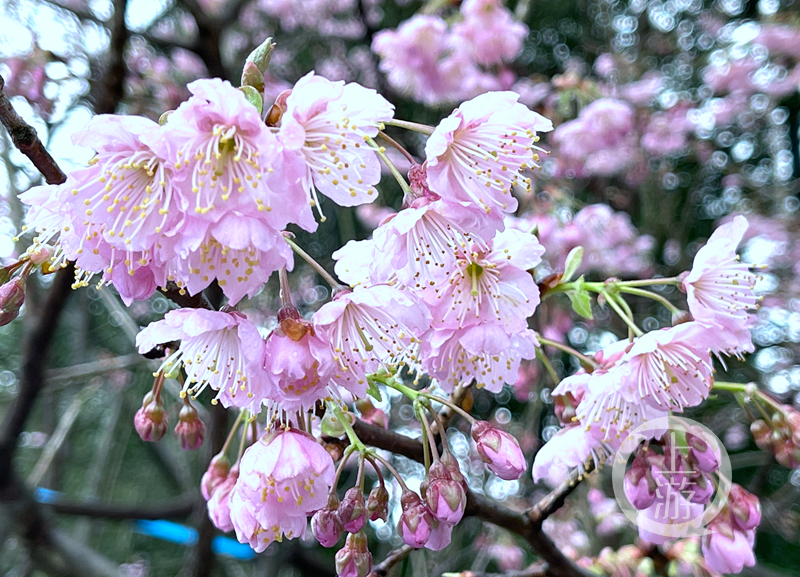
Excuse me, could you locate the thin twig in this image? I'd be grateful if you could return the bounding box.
[368,544,414,577]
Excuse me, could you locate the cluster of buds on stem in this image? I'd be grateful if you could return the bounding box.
[0,263,30,327]
[134,371,205,448]
[702,484,760,574]
[750,404,800,468]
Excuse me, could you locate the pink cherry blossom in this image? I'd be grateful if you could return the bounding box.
[164,78,287,219]
[426,92,552,223]
[313,285,430,397]
[277,72,394,214]
[421,325,538,393]
[636,483,704,545]
[683,215,759,332]
[167,212,292,305]
[231,428,335,552]
[136,308,270,412]
[263,312,335,411]
[702,528,756,574]
[430,228,544,332]
[371,16,455,106]
[531,425,601,486]
[452,0,527,67]
[68,114,182,252]
[398,490,433,548]
[208,468,238,532]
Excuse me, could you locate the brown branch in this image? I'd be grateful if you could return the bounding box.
[91,0,129,115]
[160,281,213,310]
[0,76,67,185]
[368,544,414,577]
[43,494,196,520]
[351,421,591,577]
[443,564,547,577]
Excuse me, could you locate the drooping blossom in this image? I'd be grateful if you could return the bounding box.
[426,92,552,224]
[398,490,433,548]
[311,494,343,547]
[421,325,538,393]
[313,285,430,397]
[425,461,466,524]
[683,215,758,354]
[277,72,394,215]
[167,212,293,305]
[208,467,238,532]
[136,309,270,412]
[702,528,757,574]
[263,307,335,411]
[231,428,335,552]
[636,483,704,545]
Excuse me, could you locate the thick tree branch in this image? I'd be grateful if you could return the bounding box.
[351,421,592,577]
[0,76,67,185]
[91,0,129,114]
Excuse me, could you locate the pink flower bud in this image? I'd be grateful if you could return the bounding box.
[0,277,26,326]
[702,527,756,575]
[623,468,656,510]
[424,518,453,551]
[312,494,343,547]
[397,490,433,548]
[425,462,466,525]
[686,430,719,473]
[366,485,389,522]
[688,472,715,504]
[335,531,372,577]
[775,439,800,469]
[472,421,526,480]
[208,467,238,532]
[134,392,168,442]
[201,454,230,500]
[174,400,205,450]
[355,398,388,429]
[728,484,761,531]
[750,419,772,450]
[338,487,368,534]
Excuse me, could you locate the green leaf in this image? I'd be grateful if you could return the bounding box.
[567,276,593,319]
[561,246,583,284]
[366,378,383,402]
[245,37,276,73]
[237,86,263,115]
[240,61,264,92]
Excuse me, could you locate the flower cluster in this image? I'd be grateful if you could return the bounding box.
[19,73,393,305]
[372,0,526,106]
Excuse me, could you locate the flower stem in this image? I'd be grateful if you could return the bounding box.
[283,235,345,291]
[278,267,293,308]
[617,277,680,287]
[373,373,420,400]
[536,347,560,385]
[328,402,367,452]
[417,405,439,462]
[331,445,357,491]
[421,393,475,424]
[536,336,598,369]
[219,409,246,456]
[365,136,412,196]
[618,286,680,315]
[378,130,416,165]
[371,452,409,491]
[383,119,435,135]
[603,291,644,337]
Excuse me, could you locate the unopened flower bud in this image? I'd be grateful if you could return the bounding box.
[750,419,772,450]
[355,398,388,429]
[425,462,466,525]
[687,430,719,473]
[312,494,343,547]
[728,484,761,531]
[397,490,433,548]
[174,399,205,450]
[439,451,466,486]
[623,467,656,510]
[207,467,238,532]
[335,530,371,577]
[366,484,389,522]
[0,277,26,326]
[688,472,715,504]
[201,454,230,500]
[472,421,527,480]
[134,392,168,442]
[338,487,368,534]
[775,439,800,469]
